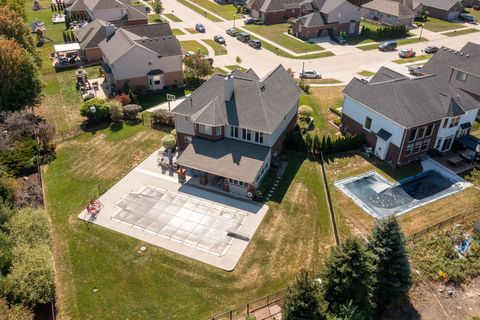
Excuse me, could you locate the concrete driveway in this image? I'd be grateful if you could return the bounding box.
[162,0,480,82]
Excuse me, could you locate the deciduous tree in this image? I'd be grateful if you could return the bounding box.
[183,52,213,85]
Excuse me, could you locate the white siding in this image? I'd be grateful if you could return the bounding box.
[436,109,480,140]
[326,2,361,24]
[264,99,298,147]
[174,114,195,135]
[343,96,405,147]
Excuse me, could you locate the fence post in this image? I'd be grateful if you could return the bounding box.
[229,310,233,320]
[247,303,249,315]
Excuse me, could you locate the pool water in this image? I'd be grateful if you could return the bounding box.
[335,170,463,218]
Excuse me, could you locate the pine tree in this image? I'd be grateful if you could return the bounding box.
[367,215,412,312]
[282,269,324,320]
[321,238,375,318]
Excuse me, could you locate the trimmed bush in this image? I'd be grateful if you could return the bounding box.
[360,24,407,41]
[0,138,38,176]
[122,104,142,121]
[115,93,131,106]
[285,131,365,155]
[151,109,174,126]
[161,134,176,150]
[7,208,51,247]
[80,98,109,123]
[0,299,33,320]
[299,105,313,118]
[107,100,123,123]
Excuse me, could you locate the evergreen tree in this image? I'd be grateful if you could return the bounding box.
[321,238,375,318]
[367,215,412,312]
[282,269,324,320]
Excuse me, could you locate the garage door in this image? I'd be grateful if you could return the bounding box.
[447,11,460,21]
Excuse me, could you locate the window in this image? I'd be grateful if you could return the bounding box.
[215,126,222,136]
[442,136,454,151]
[364,117,372,130]
[413,141,422,154]
[420,139,430,152]
[184,135,192,144]
[184,116,189,122]
[405,143,413,156]
[456,71,468,82]
[425,124,433,137]
[449,117,460,128]
[417,127,425,139]
[242,128,246,140]
[435,138,442,149]
[409,128,417,142]
[153,75,161,85]
[198,124,212,135]
[246,129,251,141]
[255,132,264,144]
[230,126,238,138]
[442,118,448,128]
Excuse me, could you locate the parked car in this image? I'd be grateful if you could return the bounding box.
[214,35,226,44]
[378,40,397,51]
[398,48,416,58]
[226,28,238,36]
[299,70,321,79]
[248,39,262,48]
[424,45,439,54]
[459,13,478,23]
[331,34,346,45]
[408,65,423,76]
[244,17,257,24]
[195,23,206,32]
[237,32,250,42]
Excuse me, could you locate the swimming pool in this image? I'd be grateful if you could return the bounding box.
[335,170,465,218]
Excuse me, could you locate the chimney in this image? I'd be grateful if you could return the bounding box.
[225,75,234,101]
[106,23,116,38]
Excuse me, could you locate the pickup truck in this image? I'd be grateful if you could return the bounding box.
[408,65,423,76]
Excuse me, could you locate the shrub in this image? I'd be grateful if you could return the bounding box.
[299,81,310,93]
[3,244,55,305]
[0,167,16,204]
[122,104,142,121]
[7,208,51,247]
[107,100,123,123]
[79,98,109,123]
[151,109,175,126]
[0,298,33,320]
[360,24,407,41]
[329,107,342,117]
[115,93,131,106]
[0,138,38,176]
[161,134,176,150]
[14,179,42,208]
[170,129,176,137]
[299,105,313,118]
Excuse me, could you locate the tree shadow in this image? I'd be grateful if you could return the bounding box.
[109,122,123,132]
[381,298,421,320]
[268,151,306,204]
[80,121,111,134]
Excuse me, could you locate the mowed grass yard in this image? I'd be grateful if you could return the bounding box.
[202,39,228,55]
[44,125,334,319]
[188,0,237,20]
[243,23,324,54]
[180,40,209,55]
[417,17,466,32]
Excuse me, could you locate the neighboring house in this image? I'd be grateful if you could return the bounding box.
[99,23,183,92]
[421,0,463,21]
[66,0,147,26]
[292,0,362,39]
[246,0,304,23]
[361,0,415,26]
[171,65,301,197]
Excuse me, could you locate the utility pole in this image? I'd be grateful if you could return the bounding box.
[233,13,236,29]
[418,23,424,41]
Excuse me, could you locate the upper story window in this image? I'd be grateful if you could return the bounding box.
[417,127,425,139]
[230,126,238,138]
[364,117,372,130]
[255,132,264,144]
[449,117,460,128]
[198,124,212,135]
[442,118,448,128]
[425,124,433,137]
[215,126,222,136]
[456,71,468,82]
[409,128,417,142]
[184,116,189,122]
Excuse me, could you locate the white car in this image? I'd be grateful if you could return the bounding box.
[299,70,322,79]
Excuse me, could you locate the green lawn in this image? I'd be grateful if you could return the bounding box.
[137,87,194,109]
[345,34,376,46]
[465,8,480,21]
[172,28,185,36]
[358,70,375,77]
[177,0,223,22]
[393,54,432,64]
[357,37,428,51]
[443,28,479,37]
[296,78,343,84]
[186,0,237,20]
[258,37,334,59]
[305,87,345,137]
[224,65,247,72]
[417,17,466,32]
[360,19,384,31]
[148,15,163,24]
[163,13,182,22]
[202,39,228,55]
[44,125,334,318]
[242,24,324,54]
[180,40,209,55]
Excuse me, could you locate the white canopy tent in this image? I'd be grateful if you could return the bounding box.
[54,43,80,53]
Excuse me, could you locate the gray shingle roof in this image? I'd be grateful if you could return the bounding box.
[66,0,87,12]
[177,138,270,183]
[421,0,462,11]
[84,0,126,11]
[76,19,108,49]
[361,0,414,17]
[172,65,301,133]
[369,66,407,83]
[343,71,480,128]
[190,98,227,126]
[294,11,325,27]
[250,0,350,13]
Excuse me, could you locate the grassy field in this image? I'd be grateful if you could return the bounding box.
[177,0,223,22]
[148,15,163,24]
[443,28,480,37]
[258,38,334,59]
[243,24,324,54]
[393,54,432,64]
[44,125,335,318]
[418,17,466,32]
[163,13,182,22]
[465,8,480,21]
[172,28,185,36]
[202,39,228,55]
[180,40,209,55]
[188,0,237,20]
[358,70,375,77]
[296,78,343,84]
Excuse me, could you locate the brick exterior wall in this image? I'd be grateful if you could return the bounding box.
[114,76,148,92]
[272,112,298,157]
[164,70,184,87]
[176,131,192,150]
[263,8,301,23]
[293,21,359,39]
[83,47,102,62]
[396,120,441,166]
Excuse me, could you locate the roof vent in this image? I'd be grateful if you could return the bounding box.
[466,54,470,58]
[260,84,265,91]
[454,51,458,54]
[449,49,453,52]
[460,52,464,56]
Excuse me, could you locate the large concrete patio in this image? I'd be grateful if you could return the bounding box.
[78,150,269,271]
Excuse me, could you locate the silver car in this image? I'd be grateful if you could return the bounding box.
[299,70,321,79]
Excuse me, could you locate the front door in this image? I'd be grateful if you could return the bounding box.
[375,138,389,160]
[348,21,356,34]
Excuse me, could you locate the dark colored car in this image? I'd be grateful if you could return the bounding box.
[378,40,397,51]
[424,45,438,54]
[226,28,238,36]
[195,23,206,32]
[237,32,250,42]
[331,34,346,45]
[459,13,477,23]
[248,39,262,48]
[214,35,226,44]
[244,17,256,24]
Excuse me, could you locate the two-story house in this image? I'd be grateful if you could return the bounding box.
[341,67,480,166]
[172,66,301,197]
[66,0,147,26]
[98,23,183,92]
[361,0,415,27]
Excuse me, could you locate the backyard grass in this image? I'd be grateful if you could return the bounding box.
[258,38,334,59]
[180,40,209,55]
[202,39,228,55]
[393,54,432,64]
[443,28,479,37]
[137,86,194,110]
[43,126,334,318]
[172,28,185,36]
[358,70,375,77]
[186,0,237,20]
[242,24,324,54]
[163,13,182,22]
[465,7,480,21]
[177,0,223,22]
[224,65,248,72]
[417,17,466,32]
